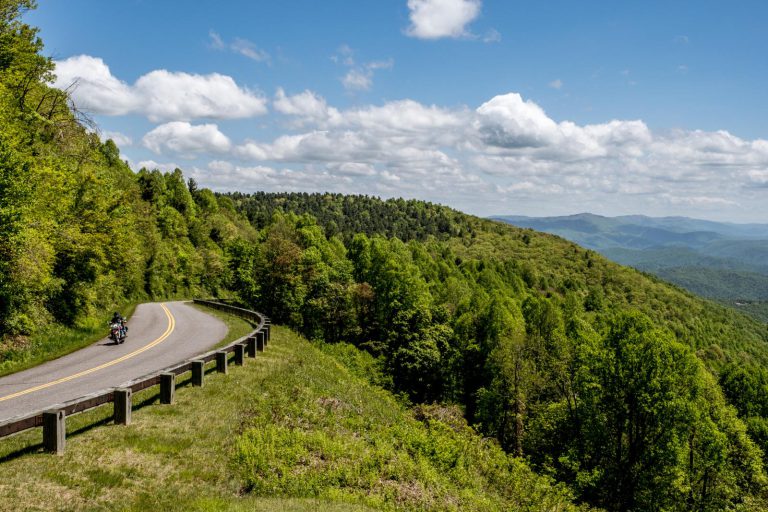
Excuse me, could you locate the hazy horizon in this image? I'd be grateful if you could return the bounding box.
[489,211,768,226]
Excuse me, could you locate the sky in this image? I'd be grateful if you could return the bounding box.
[25,0,768,222]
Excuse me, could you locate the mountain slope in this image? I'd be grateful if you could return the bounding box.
[495,213,768,242]
[494,213,768,317]
[226,192,768,511]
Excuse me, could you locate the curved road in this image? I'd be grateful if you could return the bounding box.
[0,301,227,422]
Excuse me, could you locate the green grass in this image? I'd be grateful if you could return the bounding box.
[0,301,141,378]
[0,326,586,512]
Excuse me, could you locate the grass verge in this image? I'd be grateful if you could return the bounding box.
[0,326,586,512]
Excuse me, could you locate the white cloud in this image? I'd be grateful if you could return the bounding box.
[381,170,402,182]
[54,55,137,115]
[75,49,767,222]
[747,170,768,187]
[274,88,342,124]
[101,130,133,147]
[208,30,225,49]
[236,95,468,170]
[230,38,271,63]
[474,93,653,161]
[133,71,266,122]
[207,89,768,220]
[237,131,382,163]
[342,69,373,91]
[189,160,370,195]
[210,31,270,63]
[476,93,562,149]
[367,59,395,71]
[342,99,467,135]
[659,194,739,207]
[53,55,268,122]
[333,46,393,92]
[274,89,467,134]
[326,162,377,176]
[406,0,482,39]
[549,79,563,90]
[142,122,231,156]
[134,160,180,173]
[331,44,355,66]
[482,28,501,43]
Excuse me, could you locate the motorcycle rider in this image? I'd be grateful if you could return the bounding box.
[110,312,128,339]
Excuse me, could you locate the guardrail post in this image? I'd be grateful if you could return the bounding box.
[43,409,66,454]
[160,372,175,404]
[264,321,271,345]
[256,331,265,352]
[114,388,132,425]
[246,336,257,358]
[192,360,205,387]
[234,344,245,366]
[216,350,228,374]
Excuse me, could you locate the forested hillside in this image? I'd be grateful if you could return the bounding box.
[0,1,256,342]
[495,213,768,323]
[224,192,768,510]
[232,191,474,243]
[3,2,768,510]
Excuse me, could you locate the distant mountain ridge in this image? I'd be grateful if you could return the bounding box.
[495,213,768,243]
[492,213,768,320]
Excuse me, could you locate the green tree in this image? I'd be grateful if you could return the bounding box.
[0,136,32,333]
[571,312,766,510]
[476,295,530,455]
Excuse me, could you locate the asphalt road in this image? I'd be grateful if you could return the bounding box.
[0,301,227,422]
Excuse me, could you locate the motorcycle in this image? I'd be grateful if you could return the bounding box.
[109,321,127,344]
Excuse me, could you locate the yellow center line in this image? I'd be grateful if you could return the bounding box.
[0,303,176,403]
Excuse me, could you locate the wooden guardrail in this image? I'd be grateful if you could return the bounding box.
[0,300,270,454]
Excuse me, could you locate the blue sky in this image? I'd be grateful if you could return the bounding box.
[27,0,768,222]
